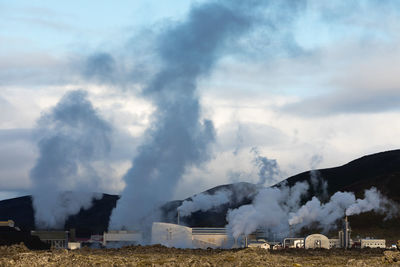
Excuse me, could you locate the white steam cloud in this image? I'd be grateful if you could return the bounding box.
[30,90,111,229]
[228,181,398,239]
[108,0,288,233]
[227,182,309,239]
[345,187,397,217]
[252,147,281,186]
[288,187,398,232]
[177,190,232,217]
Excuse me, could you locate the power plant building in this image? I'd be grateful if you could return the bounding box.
[31,230,69,249]
[360,239,386,248]
[103,230,142,246]
[151,222,231,249]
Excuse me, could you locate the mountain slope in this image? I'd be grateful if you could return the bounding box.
[281,149,400,201]
[0,150,399,237]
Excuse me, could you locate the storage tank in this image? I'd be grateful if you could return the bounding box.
[304,234,330,249]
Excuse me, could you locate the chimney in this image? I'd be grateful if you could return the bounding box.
[343,216,351,249]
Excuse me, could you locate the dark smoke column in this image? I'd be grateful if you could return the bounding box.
[109,1,266,230]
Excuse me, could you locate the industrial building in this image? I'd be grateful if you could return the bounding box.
[102,230,142,246]
[151,222,231,249]
[0,220,16,228]
[20,215,387,250]
[283,238,304,248]
[360,239,386,248]
[31,230,69,249]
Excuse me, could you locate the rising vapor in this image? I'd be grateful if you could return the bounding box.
[30,90,111,228]
[288,187,398,231]
[251,147,281,186]
[178,189,232,217]
[228,181,398,239]
[108,0,285,232]
[227,181,309,239]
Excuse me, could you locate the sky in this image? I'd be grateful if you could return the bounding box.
[1,0,400,201]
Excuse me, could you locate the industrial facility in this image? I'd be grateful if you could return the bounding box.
[103,230,142,247]
[151,222,230,249]
[1,217,389,250]
[30,230,69,249]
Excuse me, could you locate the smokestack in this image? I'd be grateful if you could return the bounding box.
[343,216,351,249]
[177,210,180,225]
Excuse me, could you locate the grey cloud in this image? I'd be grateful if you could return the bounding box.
[281,88,400,117]
[251,147,281,186]
[83,53,116,83]
[0,129,35,191]
[0,54,74,87]
[219,122,288,154]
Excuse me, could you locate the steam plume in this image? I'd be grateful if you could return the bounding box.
[30,90,111,228]
[251,147,281,186]
[177,190,232,217]
[346,187,398,217]
[288,187,398,231]
[228,180,398,239]
[109,0,274,231]
[306,154,328,199]
[227,181,309,239]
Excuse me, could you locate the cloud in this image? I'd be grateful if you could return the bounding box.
[281,88,400,116]
[0,52,74,87]
[0,129,35,191]
[83,53,116,83]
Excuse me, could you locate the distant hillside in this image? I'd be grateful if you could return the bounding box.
[281,149,400,202]
[0,194,119,237]
[0,150,399,238]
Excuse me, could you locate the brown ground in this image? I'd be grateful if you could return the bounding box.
[0,243,399,266]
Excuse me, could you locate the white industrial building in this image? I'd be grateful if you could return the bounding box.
[103,230,142,246]
[360,239,386,248]
[151,222,231,249]
[329,239,340,248]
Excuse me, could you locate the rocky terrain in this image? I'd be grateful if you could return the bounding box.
[0,243,397,267]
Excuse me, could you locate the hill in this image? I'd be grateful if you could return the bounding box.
[0,149,399,238]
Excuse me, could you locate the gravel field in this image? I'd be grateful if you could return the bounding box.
[0,243,398,266]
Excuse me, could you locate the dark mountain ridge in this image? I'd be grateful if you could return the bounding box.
[0,149,399,238]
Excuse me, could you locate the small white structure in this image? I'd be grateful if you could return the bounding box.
[103,230,142,246]
[248,239,270,249]
[0,220,15,228]
[329,239,340,248]
[360,239,386,248]
[67,242,81,250]
[283,238,304,248]
[305,234,330,249]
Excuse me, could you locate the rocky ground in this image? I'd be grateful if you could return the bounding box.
[0,243,399,266]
